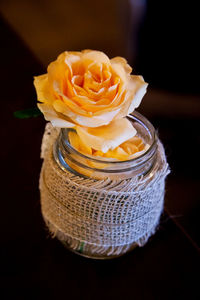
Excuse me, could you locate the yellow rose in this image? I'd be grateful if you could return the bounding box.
[34,50,148,152]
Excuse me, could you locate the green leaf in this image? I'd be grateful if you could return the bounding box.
[14,107,42,119]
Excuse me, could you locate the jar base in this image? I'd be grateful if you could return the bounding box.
[59,237,138,260]
[46,220,147,259]
[60,240,129,260]
[42,214,158,259]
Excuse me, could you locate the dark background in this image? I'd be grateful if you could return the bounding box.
[0,1,199,299]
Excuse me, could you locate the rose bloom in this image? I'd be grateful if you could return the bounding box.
[34,50,148,152]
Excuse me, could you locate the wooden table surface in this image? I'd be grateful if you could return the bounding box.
[0,15,199,300]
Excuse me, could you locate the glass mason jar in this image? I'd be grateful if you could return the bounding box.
[40,111,169,259]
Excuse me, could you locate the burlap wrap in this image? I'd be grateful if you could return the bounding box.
[39,123,170,258]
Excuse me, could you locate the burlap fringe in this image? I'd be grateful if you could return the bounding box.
[39,123,170,258]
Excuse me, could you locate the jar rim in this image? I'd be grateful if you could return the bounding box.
[60,111,157,167]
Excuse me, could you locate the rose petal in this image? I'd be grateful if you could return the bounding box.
[76,118,137,153]
[68,130,92,155]
[110,61,127,83]
[73,109,121,127]
[127,76,148,114]
[38,103,76,128]
[82,50,111,65]
[110,57,132,74]
[34,74,53,104]
[128,143,150,159]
